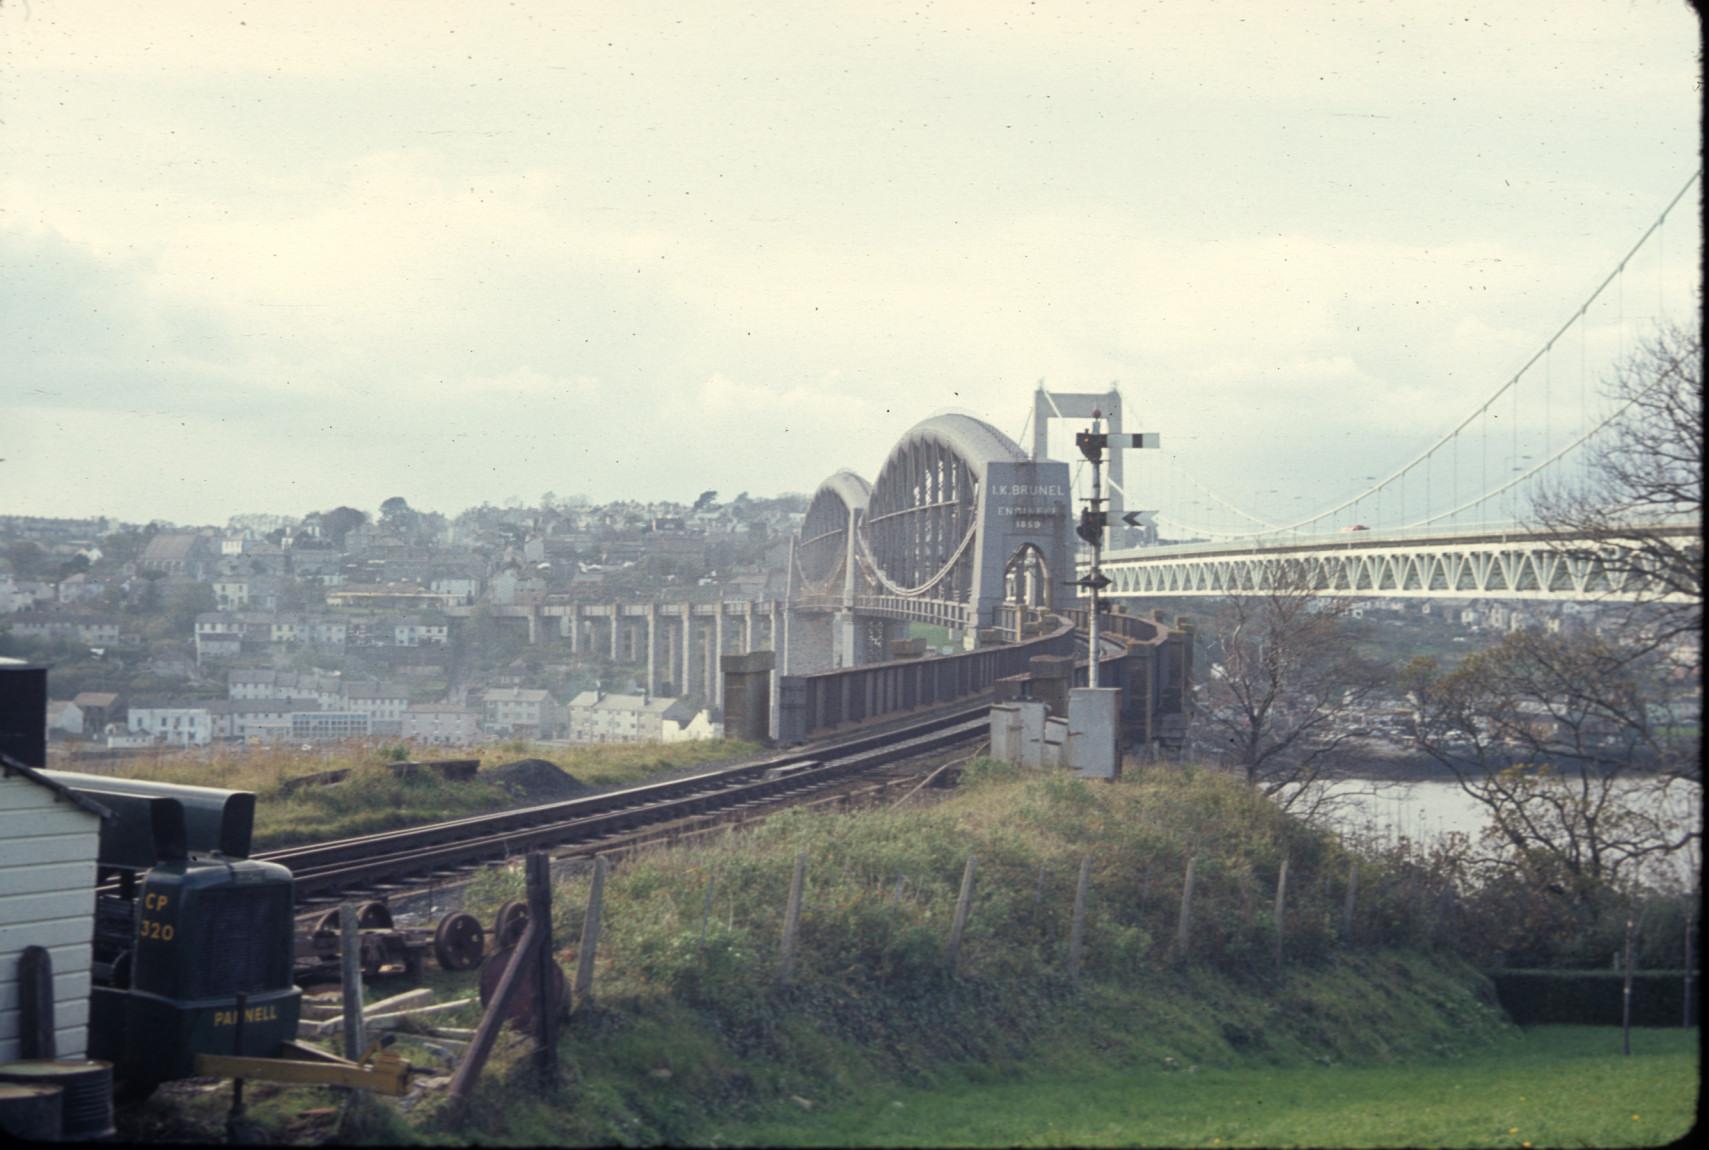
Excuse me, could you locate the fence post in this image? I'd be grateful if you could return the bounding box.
[573,856,607,1005]
[526,852,557,1078]
[946,856,978,973]
[1342,860,1358,945]
[1273,857,1290,971]
[1067,856,1092,978]
[1174,857,1197,963]
[340,901,366,1061]
[1621,913,1637,1055]
[699,869,717,952]
[779,853,806,984]
[1684,905,1696,1030]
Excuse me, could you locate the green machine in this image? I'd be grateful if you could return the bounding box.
[42,772,303,1091]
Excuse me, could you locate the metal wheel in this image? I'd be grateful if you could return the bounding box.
[356,900,394,930]
[433,911,486,971]
[494,900,529,948]
[478,943,567,1025]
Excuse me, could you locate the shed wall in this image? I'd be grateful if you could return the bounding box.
[0,774,99,1060]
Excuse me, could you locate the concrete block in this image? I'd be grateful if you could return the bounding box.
[1041,716,1068,770]
[722,651,775,744]
[1016,700,1048,768]
[775,675,808,745]
[989,705,1022,764]
[1068,687,1121,780]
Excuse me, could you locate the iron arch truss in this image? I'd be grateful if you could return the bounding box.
[858,414,1028,604]
[798,470,870,595]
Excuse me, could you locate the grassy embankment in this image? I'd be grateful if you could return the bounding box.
[395,760,1590,1145]
[117,759,1698,1145]
[60,738,761,850]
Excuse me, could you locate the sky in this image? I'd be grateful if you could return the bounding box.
[1,0,1701,528]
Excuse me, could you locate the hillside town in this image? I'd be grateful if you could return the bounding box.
[6,498,1699,764]
[0,493,802,752]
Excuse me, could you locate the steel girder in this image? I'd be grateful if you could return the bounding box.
[1092,528,1702,602]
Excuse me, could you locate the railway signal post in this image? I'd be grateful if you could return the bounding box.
[1072,414,1158,779]
[1074,412,1159,686]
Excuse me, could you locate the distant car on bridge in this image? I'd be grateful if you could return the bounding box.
[1339,524,1370,532]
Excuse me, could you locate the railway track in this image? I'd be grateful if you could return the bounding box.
[261,704,992,907]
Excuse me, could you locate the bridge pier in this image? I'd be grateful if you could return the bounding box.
[787,610,836,675]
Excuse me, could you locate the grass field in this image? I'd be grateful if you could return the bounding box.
[709,1026,1699,1148]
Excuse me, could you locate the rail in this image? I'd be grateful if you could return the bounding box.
[259,705,992,902]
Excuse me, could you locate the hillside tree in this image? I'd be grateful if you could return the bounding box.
[1189,559,1387,821]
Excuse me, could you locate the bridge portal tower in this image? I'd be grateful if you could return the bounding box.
[1033,384,1143,548]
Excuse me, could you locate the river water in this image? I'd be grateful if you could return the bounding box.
[1315,774,1702,885]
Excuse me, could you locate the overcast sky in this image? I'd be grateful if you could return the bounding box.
[2,0,1700,527]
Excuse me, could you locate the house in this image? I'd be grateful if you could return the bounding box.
[126,703,215,747]
[55,572,108,605]
[103,724,155,749]
[71,691,120,733]
[566,690,698,744]
[393,617,450,646]
[194,629,244,662]
[290,546,342,580]
[0,759,109,1062]
[429,576,481,601]
[6,612,122,647]
[0,575,57,614]
[480,687,562,739]
[138,533,214,579]
[290,710,372,742]
[662,707,722,743]
[212,576,281,612]
[307,616,349,646]
[401,703,483,746]
[228,669,343,707]
[488,570,547,606]
[342,683,410,725]
[46,700,85,737]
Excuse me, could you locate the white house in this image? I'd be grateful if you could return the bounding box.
[343,684,410,725]
[661,708,722,743]
[0,761,108,1061]
[401,704,483,746]
[127,704,214,747]
[481,688,562,738]
[566,691,697,744]
[45,700,85,737]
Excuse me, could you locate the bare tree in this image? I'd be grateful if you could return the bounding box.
[1406,321,1703,920]
[1404,631,1699,910]
[1535,321,1702,645]
[1190,559,1386,820]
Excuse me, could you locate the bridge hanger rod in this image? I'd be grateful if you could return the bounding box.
[1400,367,1683,529]
[1158,457,1285,528]
[1184,167,1701,540]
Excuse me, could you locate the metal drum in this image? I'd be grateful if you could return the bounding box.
[0,1060,116,1140]
[0,1083,63,1142]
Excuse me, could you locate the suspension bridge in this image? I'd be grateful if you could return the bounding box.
[786,169,1701,664]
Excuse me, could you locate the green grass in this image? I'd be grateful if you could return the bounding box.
[709,1026,1700,1148]
[410,766,1533,1144]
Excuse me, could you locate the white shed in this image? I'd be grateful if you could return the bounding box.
[0,760,109,1061]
